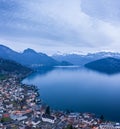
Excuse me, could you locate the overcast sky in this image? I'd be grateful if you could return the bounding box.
[0,0,120,55]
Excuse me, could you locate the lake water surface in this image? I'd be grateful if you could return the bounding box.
[22,67,120,122]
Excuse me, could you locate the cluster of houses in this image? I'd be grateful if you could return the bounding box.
[99,123,120,129]
[0,76,56,128]
[0,75,120,129]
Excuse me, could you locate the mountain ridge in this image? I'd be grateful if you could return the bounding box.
[52,52,120,66]
[0,45,59,67]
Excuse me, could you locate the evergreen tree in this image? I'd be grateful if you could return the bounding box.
[65,124,73,129]
[45,106,50,115]
[100,115,104,122]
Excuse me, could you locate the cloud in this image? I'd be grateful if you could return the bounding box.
[81,0,120,22]
[0,0,120,54]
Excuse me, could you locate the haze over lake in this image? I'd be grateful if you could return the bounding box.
[22,67,120,122]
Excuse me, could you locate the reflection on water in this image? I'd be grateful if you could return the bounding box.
[22,67,120,122]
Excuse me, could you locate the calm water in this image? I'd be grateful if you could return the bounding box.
[22,67,120,122]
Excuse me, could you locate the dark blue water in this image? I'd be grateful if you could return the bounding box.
[22,67,120,122]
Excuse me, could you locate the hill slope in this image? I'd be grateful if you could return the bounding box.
[0,58,31,75]
[85,57,120,74]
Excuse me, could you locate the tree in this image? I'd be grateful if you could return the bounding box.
[100,115,104,122]
[65,124,73,129]
[45,106,50,115]
[66,109,70,114]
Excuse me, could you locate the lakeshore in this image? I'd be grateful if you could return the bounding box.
[0,74,120,129]
[22,67,120,122]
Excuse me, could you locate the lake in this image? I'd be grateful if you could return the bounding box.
[22,67,120,122]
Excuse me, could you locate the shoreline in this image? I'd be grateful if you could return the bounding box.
[0,73,119,129]
[22,72,120,123]
[20,73,120,125]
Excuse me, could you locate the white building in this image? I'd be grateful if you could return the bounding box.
[42,114,55,124]
[32,119,41,128]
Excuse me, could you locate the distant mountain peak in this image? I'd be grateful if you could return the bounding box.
[0,45,60,67]
[23,48,37,54]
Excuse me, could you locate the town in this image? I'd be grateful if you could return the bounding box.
[0,74,120,129]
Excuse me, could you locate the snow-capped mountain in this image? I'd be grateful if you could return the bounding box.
[52,52,120,66]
